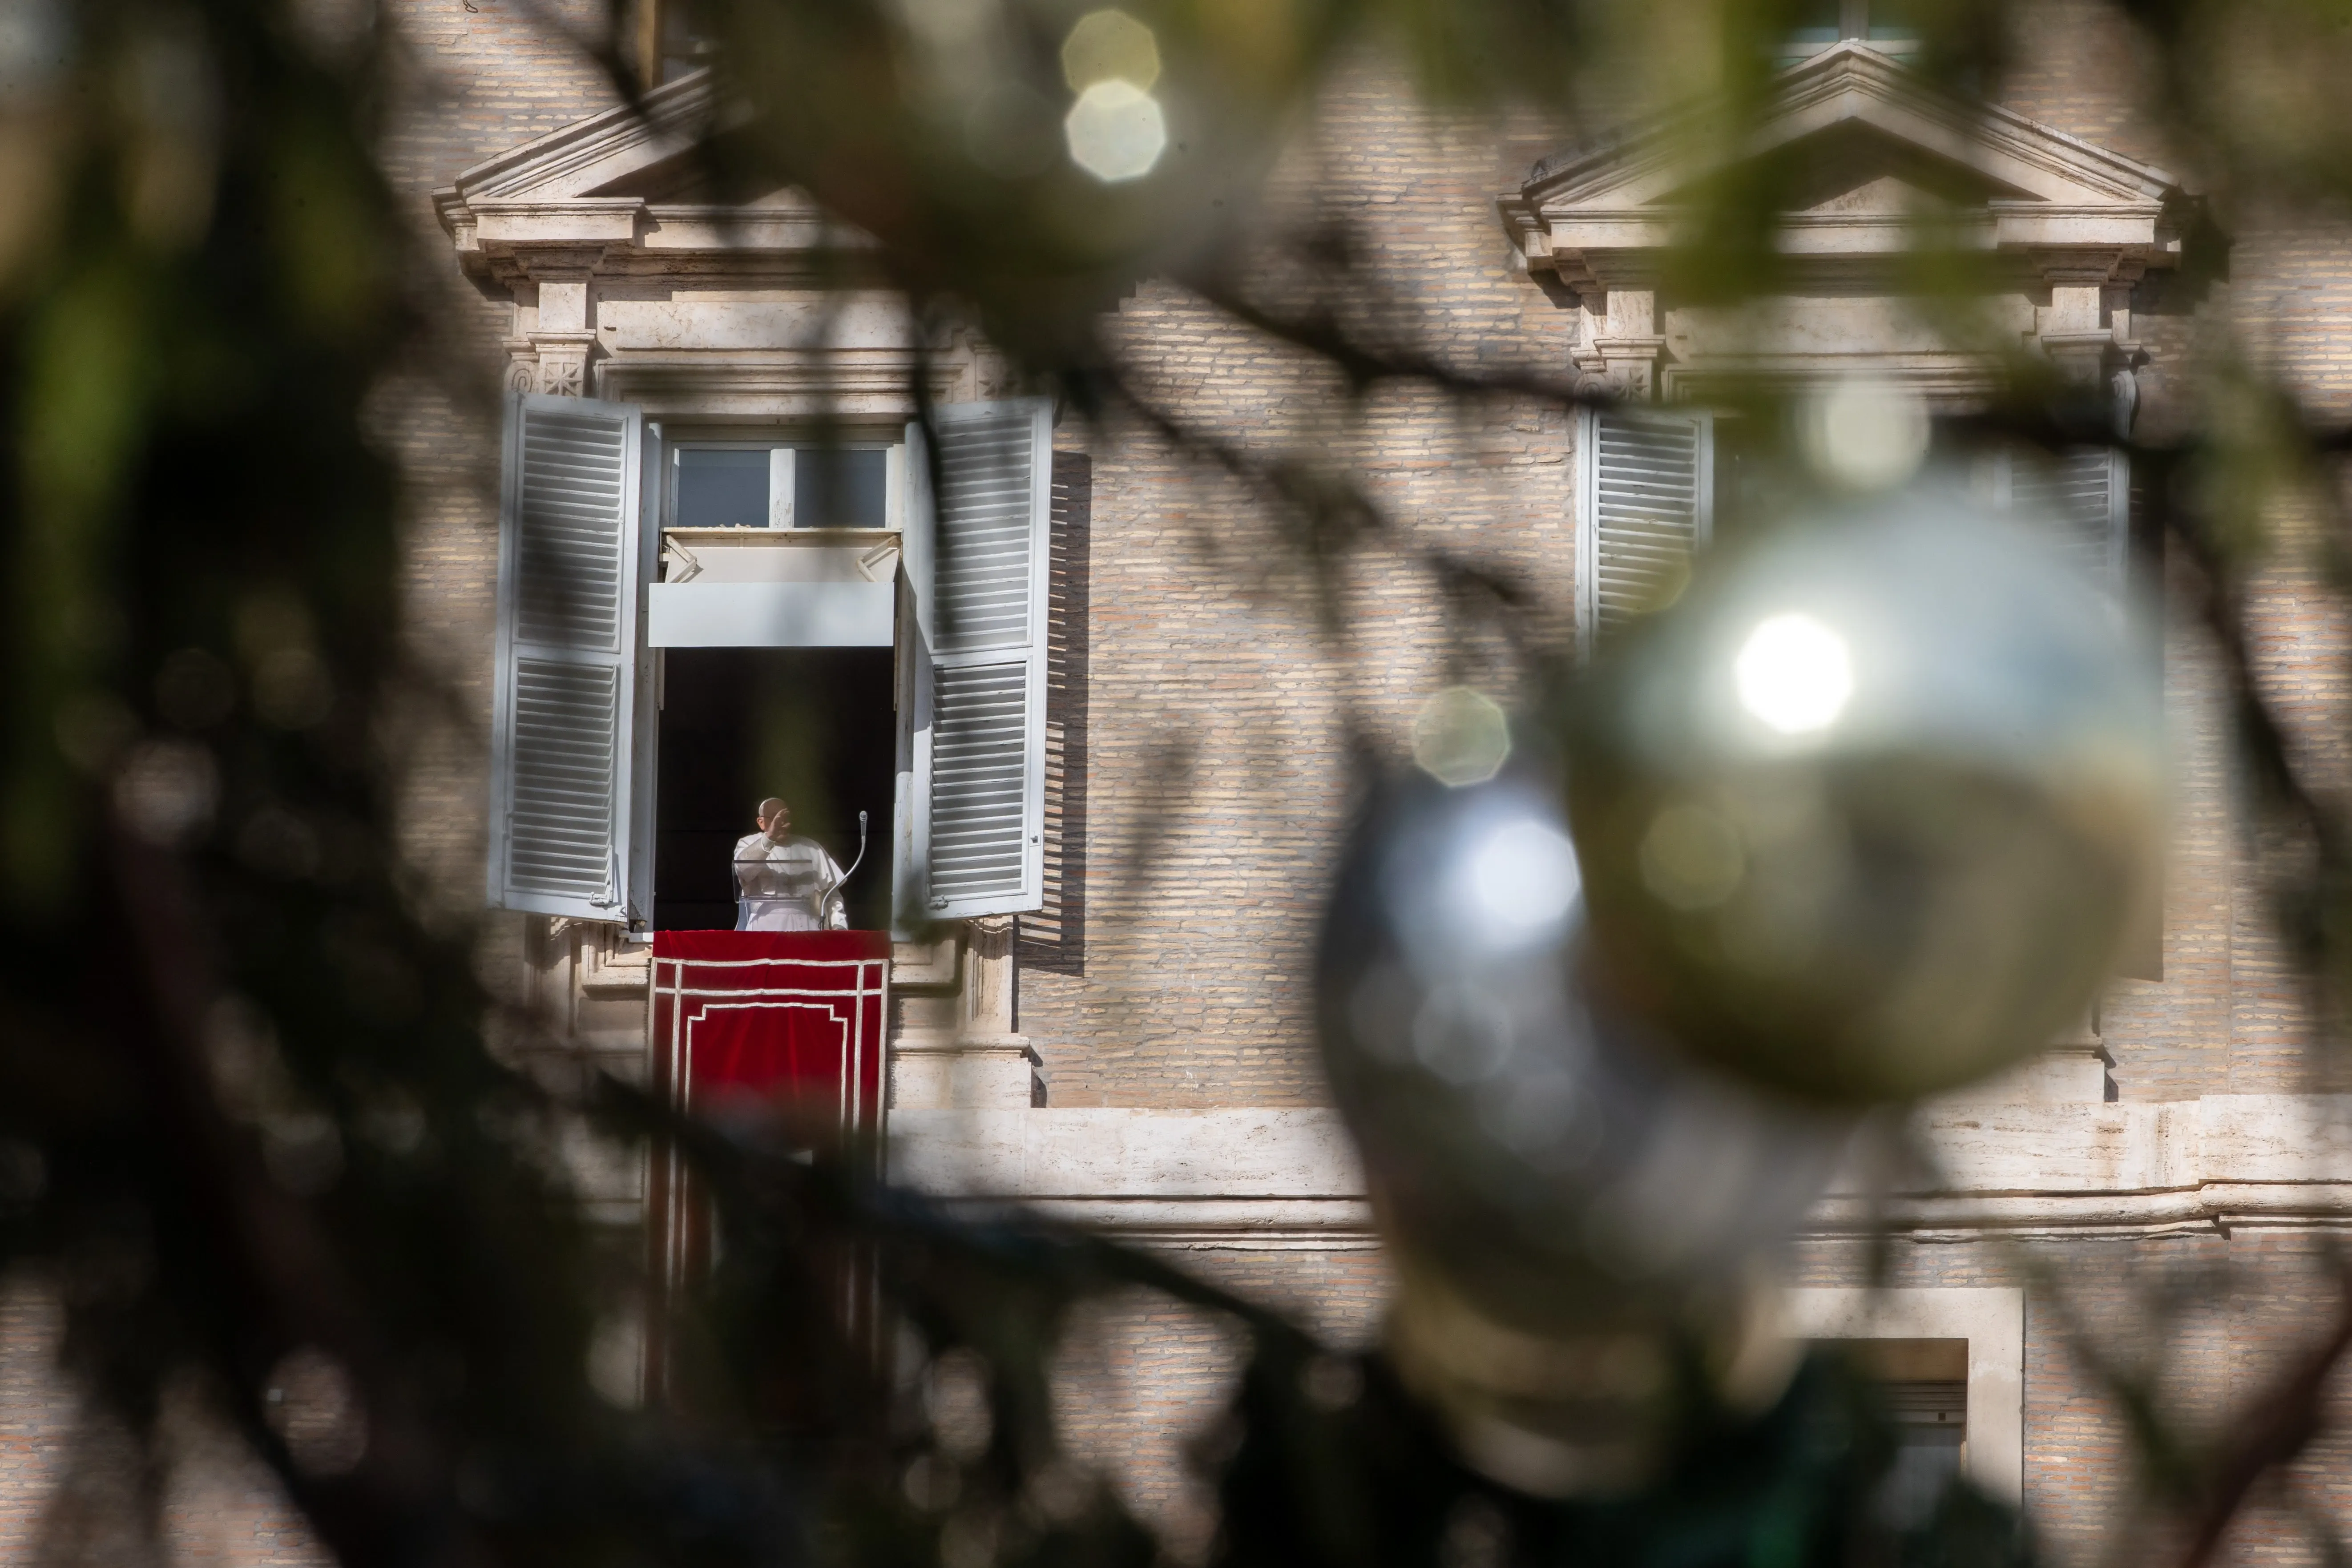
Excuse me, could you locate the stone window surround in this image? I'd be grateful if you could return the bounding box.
[1786,1286,2025,1504]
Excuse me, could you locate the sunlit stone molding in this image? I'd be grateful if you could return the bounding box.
[1501,41,2195,407]
[888,1096,2352,1246]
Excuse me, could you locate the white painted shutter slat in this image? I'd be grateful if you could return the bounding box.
[1580,406,1712,651]
[2006,447,2126,592]
[488,392,650,923]
[906,398,1053,919]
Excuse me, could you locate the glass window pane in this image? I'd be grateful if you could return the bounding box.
[1788,0,1840,41]
[795,447,889,529]
[676,448,770,528]
[1867,0,1920,36]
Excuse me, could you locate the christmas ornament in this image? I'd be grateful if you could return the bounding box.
[1316,759,1852,1496]
[1563,484,2164,1103]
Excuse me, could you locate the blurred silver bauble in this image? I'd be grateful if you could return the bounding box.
[1316,758,1853,1497]
[1563,483,2165,1104]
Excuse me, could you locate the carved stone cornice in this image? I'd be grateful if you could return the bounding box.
[1506,44,2193,286]
[1502,41,2208,402]
[434,72,880,291]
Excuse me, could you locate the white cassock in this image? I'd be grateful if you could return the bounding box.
[732,832,849,931]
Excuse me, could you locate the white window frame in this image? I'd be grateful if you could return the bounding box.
[664,432,908,532]
[632,427,916,934]
[1786,1286,2025,1504]
[1779,0,1923,60]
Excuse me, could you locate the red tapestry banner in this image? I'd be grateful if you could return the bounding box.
[646,931,892,1387]
[650,930,891,1141]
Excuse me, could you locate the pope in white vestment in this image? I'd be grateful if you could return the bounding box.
[734,796,849,931]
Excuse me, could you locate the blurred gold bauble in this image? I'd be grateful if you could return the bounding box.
[1315,763,1851,1495]
[1563,484,2165,1104]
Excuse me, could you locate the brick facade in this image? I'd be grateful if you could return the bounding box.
[7,2,2352,1560]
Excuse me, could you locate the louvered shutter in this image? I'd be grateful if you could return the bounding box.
[1997,441,2154,979]
[488,392,655,924]
[2003,447,2127,593]
[1577,406,1714,652]
[903,399,1053,919]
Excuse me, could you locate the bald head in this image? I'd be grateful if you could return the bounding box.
[757,797,790,838]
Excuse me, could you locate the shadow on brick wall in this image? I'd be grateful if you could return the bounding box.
[1020,451,1091,976]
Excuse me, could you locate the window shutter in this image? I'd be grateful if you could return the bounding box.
[1578,406,1714,653]
[903,398,1053,920]
[2004,447,2127,593]
[488,392,654,924]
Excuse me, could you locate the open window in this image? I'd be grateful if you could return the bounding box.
[1576,409,2156,977]
[1578,411,2135,640]
[486,394,1057,935]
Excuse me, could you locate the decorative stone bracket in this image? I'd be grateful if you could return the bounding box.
[1569,285,1667,401]
[889,915,1042,1110]
[511,257,609,398]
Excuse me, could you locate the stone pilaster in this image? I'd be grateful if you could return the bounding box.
[523,258,606,397]
[887,918,1042,1109]
[1584,286,1666,401]
[2033,252,2147,436]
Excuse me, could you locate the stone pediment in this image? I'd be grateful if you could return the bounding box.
[434,70,868,284]
[1687,120,2031,216]
[432,73,970,413]
[1501,40,2191,303]
[1499,41,2202,404]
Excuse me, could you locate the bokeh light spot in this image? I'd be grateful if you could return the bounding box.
[1061,8,1161,91]
[1063,79,1166,182]
[1801,378,1928,491]
[1734,613,1852,735]
[1469,817,1581,935]
[1639,803,1743,911]
[1411,685,1510,786]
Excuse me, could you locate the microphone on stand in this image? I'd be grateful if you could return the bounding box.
[839,810,870,885]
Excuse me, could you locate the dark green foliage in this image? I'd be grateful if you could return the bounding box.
[2,1,2351,1566]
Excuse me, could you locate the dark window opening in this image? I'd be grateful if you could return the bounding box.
[1817,1337,1969,1531]
[654,648,898,932]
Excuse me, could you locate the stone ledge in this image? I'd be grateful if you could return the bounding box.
[887,1097,2352,1239]
[890,1036,1041,1110]
[889,1108,1365,1197]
